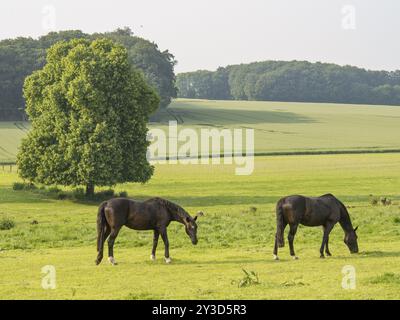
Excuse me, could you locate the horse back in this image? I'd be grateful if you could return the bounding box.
[279,194,341,226]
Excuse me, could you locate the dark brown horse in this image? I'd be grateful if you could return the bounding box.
[95,197,202,265]
[273,194,359,260]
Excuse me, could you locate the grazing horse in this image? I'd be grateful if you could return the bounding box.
[95,197,202,265]
[273,194,359,260]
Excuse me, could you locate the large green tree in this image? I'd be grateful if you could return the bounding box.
[17,38,159,196]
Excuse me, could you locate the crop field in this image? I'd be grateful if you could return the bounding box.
[2,99,400,163]
[1,153,400,299]
[152,99,400,154]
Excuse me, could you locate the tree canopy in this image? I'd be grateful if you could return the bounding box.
[0,28,176,120]
[17,38,159,195]
[177,61,400,105]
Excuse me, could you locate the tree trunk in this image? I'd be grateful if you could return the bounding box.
[86,183,95,197]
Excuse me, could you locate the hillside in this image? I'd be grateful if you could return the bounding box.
[2,99,400,163]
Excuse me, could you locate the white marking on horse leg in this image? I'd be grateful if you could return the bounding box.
[150,254,156,261]
[108,256,117,265]
[165,257,171,264]
[273,254,279,261]
[292,256,299,260]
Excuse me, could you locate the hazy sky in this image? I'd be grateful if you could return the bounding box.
[1,0,399,73]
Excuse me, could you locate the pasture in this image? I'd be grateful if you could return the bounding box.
[0,99,400,299]
[1,153,400,299]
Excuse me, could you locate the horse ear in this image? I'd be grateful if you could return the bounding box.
[354,226,358,232]
[193,216,198,221]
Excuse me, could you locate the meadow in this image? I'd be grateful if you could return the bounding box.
[1,153,400,299]
[0,99,400,299]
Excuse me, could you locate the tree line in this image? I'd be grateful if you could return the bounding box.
[0,27,176,120]
[177,61,400,105]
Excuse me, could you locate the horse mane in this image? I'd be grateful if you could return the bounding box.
[320,194,354,232]
[152,197,191,221]
[336,199,354,232]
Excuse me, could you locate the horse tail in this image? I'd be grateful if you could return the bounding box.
[276,200,285,248]
[96,201,108,264]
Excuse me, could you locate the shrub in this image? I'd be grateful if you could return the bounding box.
[57,192,68,200]
[47,186,61,194]
[0,217,15,230]
[12,182,25,190]
[12,182,37,191]
[119,191,128,198]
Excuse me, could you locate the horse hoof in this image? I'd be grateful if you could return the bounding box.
[292,256,299,260]
[326,253,332,257]
[165,257,172,264]
[108,256,117,265]
[150,254,156,261]
[273,255,279,261]
[320,255,325,259]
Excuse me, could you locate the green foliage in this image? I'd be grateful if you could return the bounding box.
[0,28,176,120]
[17,38,158,193]
[12,182,36,191]
[232,269,261,288]
[177,61,400,105]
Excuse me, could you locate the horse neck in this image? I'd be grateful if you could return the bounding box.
[164,200,189,225]
[171,210,187,224]
[339,205,354,234]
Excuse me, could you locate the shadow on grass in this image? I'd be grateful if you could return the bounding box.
[358,250,400,258]
[168,105,317,125]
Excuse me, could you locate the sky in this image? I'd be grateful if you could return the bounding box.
[0,0,399,73]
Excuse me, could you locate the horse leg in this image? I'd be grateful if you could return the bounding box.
[151,230,160,261]
[108,226,121,265]
[273,222,287,260]
[160,228,171,263]
[288,224,299,260]
[320,223,334,258]
[96,225,110,265]
[325,234,332,256]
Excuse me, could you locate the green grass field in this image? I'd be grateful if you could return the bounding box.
[2,99,400,163]
[152,99,400,154]
[1,99,400,299]
[1,154,400,299]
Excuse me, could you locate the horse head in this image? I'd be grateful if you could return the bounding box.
[184,211,203,245]
[344,226,359,253]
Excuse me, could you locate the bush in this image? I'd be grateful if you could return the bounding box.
[118,191,128,198]
[47,186,61,194]
[97,189,115,198]
[57,192,68,200]
[12,182,37,191]
[0,217,15,230]
[12,182,25,190]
